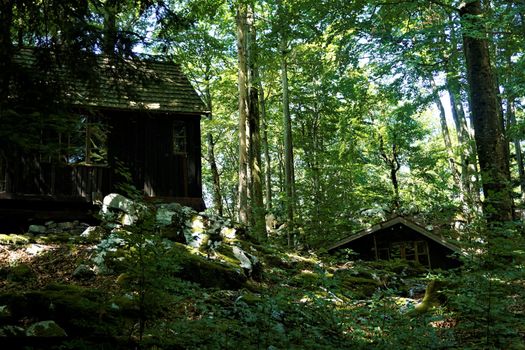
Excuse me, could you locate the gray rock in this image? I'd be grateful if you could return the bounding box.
[28,225,46,234]
[25,244,47,256]
[156,207,176,226]
[100,193,143,225]
[26,320,67,337]
[186,215,209,248]
[233,246,253,271]
[232,246,261,280]
[72,264,95,279]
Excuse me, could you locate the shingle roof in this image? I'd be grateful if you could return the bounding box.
[327,216,461,253]
[12,48,208,115]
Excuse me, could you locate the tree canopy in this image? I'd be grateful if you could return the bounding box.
[1,1,525,347]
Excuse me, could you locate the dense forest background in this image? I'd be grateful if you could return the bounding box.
[1,0,525,348]
[4,1,525,246]
[1,0,525,243]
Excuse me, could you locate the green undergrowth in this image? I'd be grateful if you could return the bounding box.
[1,217,523,349]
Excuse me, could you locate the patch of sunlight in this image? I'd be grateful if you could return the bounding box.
[1,243,55,265]
[220,227,236,240]
[392,296,419,313]
[299,295,312,303]
[128,101,161,109]
[191,215,205,234]
[285,252,319,264]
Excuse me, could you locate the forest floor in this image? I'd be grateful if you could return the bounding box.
[0,220,522,349]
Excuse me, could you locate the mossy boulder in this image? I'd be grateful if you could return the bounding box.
[290,270,324,289]
[262,254,293,269]
[26,320,67,337]
[171,243,247,289]
[0,284,117,336]
[332,270,381,298]
[159,225,186,243]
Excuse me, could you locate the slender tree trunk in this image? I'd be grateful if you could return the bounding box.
[280,34,295,246]
[507,100,525,203]
[207,133,223,216]
[429,77,462,192]
[310,107,323,245]
[259,79,272,212]
[460,1,513,223]
[203,70,223,216]
[277,0,295,246]
[247,3,266,240]
[236,2,249,225]
[379,136,400,211]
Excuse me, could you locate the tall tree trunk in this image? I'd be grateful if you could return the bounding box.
[236,2,249,225]
[460,1,513,223]
[247,3,266,240]
[309,107,323,245]
[259,79,272,212]
[280,31,295,247]
[203,68,223,216]
[446,18,483,214]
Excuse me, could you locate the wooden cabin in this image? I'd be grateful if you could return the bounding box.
[327,216,461,269]
[0,48,208,223]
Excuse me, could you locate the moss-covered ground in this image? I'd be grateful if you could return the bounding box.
[0,229,523,349]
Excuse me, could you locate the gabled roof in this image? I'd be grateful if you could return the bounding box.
[327,216,460,253]
[12,48,208,114]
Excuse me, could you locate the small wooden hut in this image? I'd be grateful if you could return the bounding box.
[327,216,461,269]
[0,48,208,222]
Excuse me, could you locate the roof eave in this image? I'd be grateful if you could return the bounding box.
[327,216,461,253]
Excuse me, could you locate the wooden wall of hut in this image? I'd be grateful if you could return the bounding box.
[107,111,201,199]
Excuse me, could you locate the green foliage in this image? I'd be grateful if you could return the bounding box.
[2,1,525,348]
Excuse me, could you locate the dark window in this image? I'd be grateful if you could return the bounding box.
[405,243,416,261]
[390,241,416,261]
[173,121,187,154]
[36,114,108,165]
[391,242,403,259]
[380,240,431,267]
[415,241,430,267]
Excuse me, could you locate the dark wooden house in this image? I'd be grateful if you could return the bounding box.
[327,216,461,269]
[0,48,208,222]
